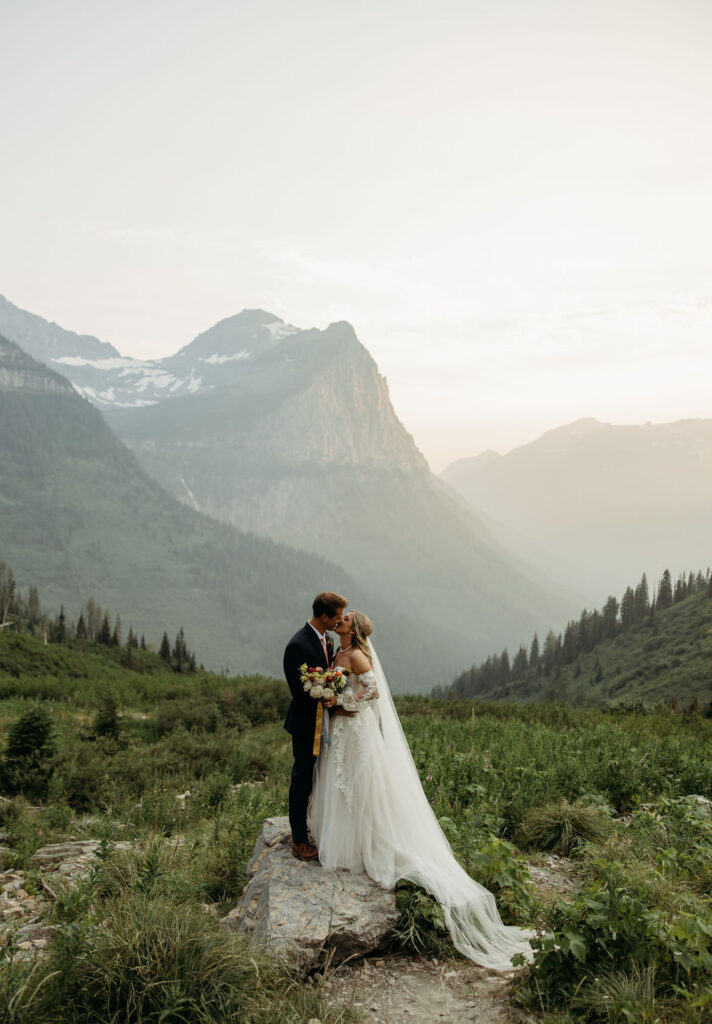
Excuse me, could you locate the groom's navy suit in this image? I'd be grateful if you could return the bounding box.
[284,623,333,845]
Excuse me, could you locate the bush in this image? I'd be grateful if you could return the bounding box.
[517,799,613,856]
[155,697,220,735]
[0,704,55,800]
[386,882,452,956]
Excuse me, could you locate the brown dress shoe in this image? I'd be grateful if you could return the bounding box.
[291,840,319,861]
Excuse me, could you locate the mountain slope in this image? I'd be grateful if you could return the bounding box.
[441,418,712,595]
[445,576,712,707]
[0,334,441,686]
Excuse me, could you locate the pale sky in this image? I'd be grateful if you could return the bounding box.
[2,0,711,470]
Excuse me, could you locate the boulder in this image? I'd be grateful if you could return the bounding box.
[220,817,400,971]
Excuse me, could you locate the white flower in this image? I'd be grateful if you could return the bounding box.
[322,687,334,699]
[311,685,324,698]
[303,682,311,691]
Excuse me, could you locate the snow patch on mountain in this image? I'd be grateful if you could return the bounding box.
[266,323,299,340]
[200,351,250,364]
[54,355,142,370]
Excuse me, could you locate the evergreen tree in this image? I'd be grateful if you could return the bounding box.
[94,693,120,741]
[126,627,137,650]
[658,569,673,610]
[512,645,528,679]
[140,634,147,650]
[76,612,87,641]
[620,587,636,629]
[173,627,187,673]
[634,573,650,619]
[529,633,540,669]
[98,613,112,645]
[111,614,122,647]
[0,704,55,799]
[601,596,619,639]
[56,605,67,644]
[159,632,171,661]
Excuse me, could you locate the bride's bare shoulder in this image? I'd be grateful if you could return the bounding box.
[349,649,372,675]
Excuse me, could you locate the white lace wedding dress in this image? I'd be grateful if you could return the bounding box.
[308,643,534,971]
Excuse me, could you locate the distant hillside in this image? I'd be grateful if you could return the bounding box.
[0,298,566,676]
[441,418,712,596]
[438,568,712,707]
[0,335,440,686]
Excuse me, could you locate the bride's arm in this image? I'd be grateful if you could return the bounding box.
[337,651,379,712]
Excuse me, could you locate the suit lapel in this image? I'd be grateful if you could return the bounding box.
[303,624,327,668]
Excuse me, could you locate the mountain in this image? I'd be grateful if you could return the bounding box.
[441,418,712,596]
[0,299,565,680]
[0,294,119,364]
[0,334,442,686]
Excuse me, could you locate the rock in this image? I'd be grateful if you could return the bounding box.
[13,923,55,943]
[220,817,400,971]
[688,795,711,812]
[1,899,24,919]
[29,841,100,867]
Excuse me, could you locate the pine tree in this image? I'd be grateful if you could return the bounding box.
[98,613,112,645]
[159,632,171,661]
[658,569,673,610]
[634,573,650,619]
[529,633,540,669]
[174,627,187,673]
[111,614,122,647]
[76,612,87,641]
[94,693,120,741]
[620,587,636,629]
[56,605,67,644]
[1,704,55,799]
[140,634,147,650]
[601,596,619,639]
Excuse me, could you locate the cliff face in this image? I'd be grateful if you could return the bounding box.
[0,336,75,394]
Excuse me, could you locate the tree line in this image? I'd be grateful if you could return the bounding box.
[0,558,197,674]
[434,568,712,700]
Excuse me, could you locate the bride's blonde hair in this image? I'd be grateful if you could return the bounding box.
[350,611,373,664]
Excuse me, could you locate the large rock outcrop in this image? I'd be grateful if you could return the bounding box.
[220,817,400,971]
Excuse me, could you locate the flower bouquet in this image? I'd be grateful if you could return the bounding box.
[300,664,351,701]
[299,664,351,755]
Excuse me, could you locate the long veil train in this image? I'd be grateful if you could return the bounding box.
[366,639,534,971]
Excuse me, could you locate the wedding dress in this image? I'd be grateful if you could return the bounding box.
[308,641,534,971]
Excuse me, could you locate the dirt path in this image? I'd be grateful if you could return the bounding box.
[320,953,537,1024]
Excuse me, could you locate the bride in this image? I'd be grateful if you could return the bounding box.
[308,610,534,972]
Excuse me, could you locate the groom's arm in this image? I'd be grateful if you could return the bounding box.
[283,640,313,710]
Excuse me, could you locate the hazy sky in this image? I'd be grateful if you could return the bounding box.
[3,0,711,470]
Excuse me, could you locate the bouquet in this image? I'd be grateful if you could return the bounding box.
[300,664,351,701]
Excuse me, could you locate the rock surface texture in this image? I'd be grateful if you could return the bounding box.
[220,817,400,971]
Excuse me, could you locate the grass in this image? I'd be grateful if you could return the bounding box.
[1,631,712,1021]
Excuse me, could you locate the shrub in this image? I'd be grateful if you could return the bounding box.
[1,704,55,800]
[517,799,612,855]
[386,882,452,956]
[93,692,120,740]
[155,697,220,735]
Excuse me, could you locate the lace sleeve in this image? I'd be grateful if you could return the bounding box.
[337,670,379,712]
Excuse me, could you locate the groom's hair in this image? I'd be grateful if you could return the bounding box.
[313,592,348,617]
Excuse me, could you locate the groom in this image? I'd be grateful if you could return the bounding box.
[283,591,347,861]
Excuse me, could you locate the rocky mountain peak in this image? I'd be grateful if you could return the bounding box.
[0,295,120,363]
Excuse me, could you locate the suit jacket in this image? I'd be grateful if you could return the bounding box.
[283,624,334,736]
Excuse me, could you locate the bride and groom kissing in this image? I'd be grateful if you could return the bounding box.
[283,591,536,972]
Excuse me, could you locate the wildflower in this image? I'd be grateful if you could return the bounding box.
[426,775,433,781]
